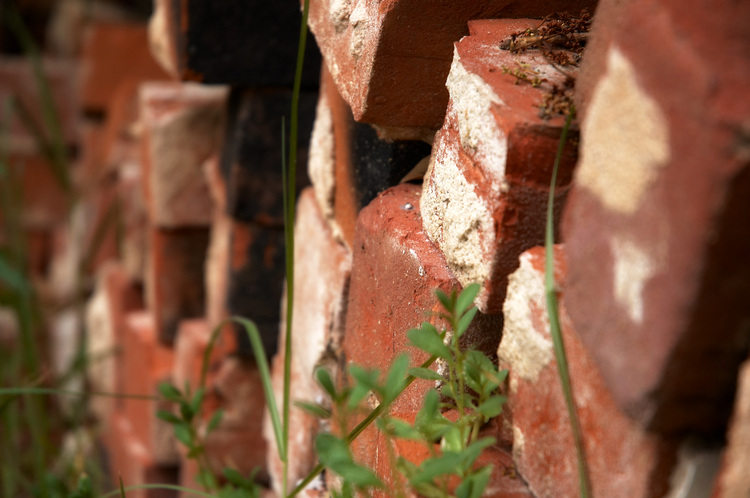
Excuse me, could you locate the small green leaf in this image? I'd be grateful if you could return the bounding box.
[315,366,337,398]
[377,417,421,440]
[477,395,506,419]
[441,425,464,453]
[156,409,182,425]
[461,437,496,469]
[455,465,492,498]
[456,306,478,338]
[410,452,463,484]
[158,382,182,402]
[348,364,380,392]
[408,367,443,381]
[383,354,409,403]
[294,401,331,419]
[408,326,450,359]
[315,433,352,468]
[174,423,193,448]
[223,467,252,487]
[179,401,195,423]
[190,387,205,415]
[435,288,454,315]
[335,461,383,489]
[118,476,126,498]
[207,409,224,433]
[455,283,480,318]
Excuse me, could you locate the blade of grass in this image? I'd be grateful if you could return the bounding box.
[281,0,311,495]
[232,317,285,463]
[544,109,590,497]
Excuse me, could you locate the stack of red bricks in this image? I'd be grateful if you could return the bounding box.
[3,0,749,496]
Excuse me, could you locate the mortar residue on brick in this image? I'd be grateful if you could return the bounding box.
[576,46,670,215]
[420,138,493,296]
[498,250,553,385]
[445,47,508,181]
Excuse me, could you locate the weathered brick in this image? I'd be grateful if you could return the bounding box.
[147,0,320,86]
[264,188,351,493]
[172,318,236,395]
[146,227,209,344]
[4,153,70,228]
[121,311,179,465]
[309,66,431,247]
[202,357,268,482]
[81,23,169,112]
[106,414,179,498]
[342,183,506,491]
[307,0,596,130]
[421,19,578,313]
[562,0,750,433]
[497,246,675,498]
[714,358,750,497]
[84,262,143,422]
[140,82,227,228]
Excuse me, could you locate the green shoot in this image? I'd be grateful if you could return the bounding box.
[544,109,591,497]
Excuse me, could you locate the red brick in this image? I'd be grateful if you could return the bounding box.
[497,246,676,498]
[172,318,236,395]
[421,19,578,314]
[146,227,209,344]
[121,311,178,465]
[201,357,268,482]
[343,183,482,492]
[714,358,750,497]
[264,188,351,493]
[106,414,179,498]
[0,58,79,149]
[140,82,227,228]
[307,0,596,130]
[4,153,69,228]
[85,262,143,421]
[562,0,750,433]
[309,66,431,248]
[81,23,170,112]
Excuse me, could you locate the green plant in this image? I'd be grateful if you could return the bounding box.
[295,284,507,498]
[544,107,591,497]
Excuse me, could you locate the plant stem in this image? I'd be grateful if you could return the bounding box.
[281,0,310,495]
[545,109,591,498]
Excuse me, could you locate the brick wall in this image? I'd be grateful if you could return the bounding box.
[3,0,750,496]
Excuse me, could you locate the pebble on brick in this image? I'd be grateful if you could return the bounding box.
[498,246,676,498]
[420,19,579,314]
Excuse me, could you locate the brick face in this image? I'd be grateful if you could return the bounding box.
[562,0,750,434]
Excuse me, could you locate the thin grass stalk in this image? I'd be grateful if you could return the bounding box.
[281,0,311,495]
[544,110,591,497]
